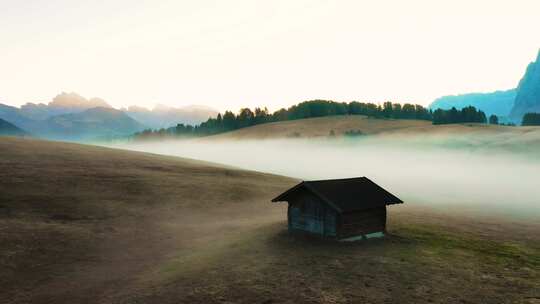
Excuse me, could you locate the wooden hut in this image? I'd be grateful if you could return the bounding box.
[271,177,403,241]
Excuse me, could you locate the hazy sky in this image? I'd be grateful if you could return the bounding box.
[1,0,539,111]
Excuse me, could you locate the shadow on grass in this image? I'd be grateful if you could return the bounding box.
[265,223,414,251]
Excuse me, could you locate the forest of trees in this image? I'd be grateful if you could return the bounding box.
[489,114,499,125]
[133,100,488,140]
[521,113,540,126]
[431,106,487,125]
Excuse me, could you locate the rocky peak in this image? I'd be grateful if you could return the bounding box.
[509,49,540,121]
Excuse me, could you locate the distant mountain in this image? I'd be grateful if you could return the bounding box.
[429,89,516,117]
[0,103,34,130]
[0,92,218,140]
[510,50,540,121]
[18,92,112,120]
[0,118,28,137]
[39,107,146,140]
[124,104,218,129]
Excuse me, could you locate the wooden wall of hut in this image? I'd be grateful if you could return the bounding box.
[287,192,337,237]
[286,189,387,239]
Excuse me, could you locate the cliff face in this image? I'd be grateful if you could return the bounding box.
[510,50,540,121]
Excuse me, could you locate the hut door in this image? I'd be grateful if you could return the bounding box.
[304,201,324,235]
[324,210,337,236]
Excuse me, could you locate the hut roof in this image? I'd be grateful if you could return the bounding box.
[271,177,403,213]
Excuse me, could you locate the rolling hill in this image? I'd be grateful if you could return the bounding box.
[200,116,540,155]
[0,137,538,303]
[204,116,431,140]
[205,115,537,140]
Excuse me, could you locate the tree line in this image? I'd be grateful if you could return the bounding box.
[432,106,487,125]
[522,113,540,126]
[133,100,490,139]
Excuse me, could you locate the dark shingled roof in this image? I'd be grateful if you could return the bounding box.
[271,177,403,213]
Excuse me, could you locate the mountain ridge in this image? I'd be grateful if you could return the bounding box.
[509,49,540,121]
[124,104,218,128]
[17,92,113,121]
[38,107,146,140]
[0,92,218,140]
[0,118,28,137]
[429,89,516,117]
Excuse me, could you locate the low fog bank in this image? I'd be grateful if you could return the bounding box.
[108,137,540,220]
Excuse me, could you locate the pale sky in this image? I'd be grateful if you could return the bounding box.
[1,0,539,111]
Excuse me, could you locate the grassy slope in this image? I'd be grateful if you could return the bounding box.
[1,137,539,304]
[206,115,540,140]
[0,137,294,303]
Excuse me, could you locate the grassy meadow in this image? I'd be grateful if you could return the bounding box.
[1,135,539,303]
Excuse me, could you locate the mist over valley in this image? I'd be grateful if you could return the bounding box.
[113,130,540,220]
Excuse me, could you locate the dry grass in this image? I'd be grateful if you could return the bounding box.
[1,137,539,304]
[206,116,431,140]
[0,137,294,303]
[205,115,540,142]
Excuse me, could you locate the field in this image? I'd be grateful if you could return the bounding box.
[206,115,540,140]
[1,137,540,304]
